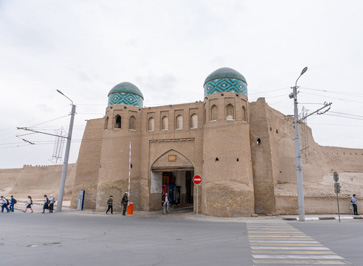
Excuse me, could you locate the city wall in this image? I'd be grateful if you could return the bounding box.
[0,164,76,202]
[250,98,363,215]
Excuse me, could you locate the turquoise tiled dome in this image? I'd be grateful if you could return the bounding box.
[203,67,248,97]
[108,82,144,107]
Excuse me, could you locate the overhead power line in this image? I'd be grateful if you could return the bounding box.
[300,87,363,97]
[300,91,363,104]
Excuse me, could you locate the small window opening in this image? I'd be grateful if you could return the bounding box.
[215,157,219,162]
[115,115,121,128]
[257,138,261,145]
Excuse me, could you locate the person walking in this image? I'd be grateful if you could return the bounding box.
[1,196,10,213]
[24,196,33,213]
[9,195,17,212]
[121,193,128,216]
[351,194,359,215]
[49,195,56,213]
[162,192,170,215]
[106,195,113,214]
[42,195,49,213]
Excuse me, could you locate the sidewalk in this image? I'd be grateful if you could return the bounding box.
[13,202,72,213]
[10,203,363,222]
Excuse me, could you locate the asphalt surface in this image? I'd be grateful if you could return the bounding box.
[1,208,362,266]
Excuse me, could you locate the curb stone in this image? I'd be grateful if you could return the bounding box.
[283,216,363,221]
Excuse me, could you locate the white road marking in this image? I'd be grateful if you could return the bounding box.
[253,254,344,259]
[251,246,330,250]
[249,240,319,244]
[249,235,311,238]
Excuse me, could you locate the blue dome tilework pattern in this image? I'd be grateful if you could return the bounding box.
[108,92,144,107]
[204,78,247,97]
[203,67,248,97]
[107,82,144,107]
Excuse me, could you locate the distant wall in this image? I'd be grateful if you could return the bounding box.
[253,99,363,215]
[0,164,76,202]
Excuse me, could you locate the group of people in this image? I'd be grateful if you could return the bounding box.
[23,194,56,213]
[1,195,17,213]
[0,194,56,213]
[41,194,56,213]
[106,192,129,215]
[2,192,359,215]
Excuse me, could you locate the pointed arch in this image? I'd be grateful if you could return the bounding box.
[161,116,168,130]
[176,115,183,130]
[115,115,121,128]
[190,113,198,128]
[211,105,218,121]
[129,116,136,130]
[226,104,234,120]
[151,149,194,171]
[148,117,154,131]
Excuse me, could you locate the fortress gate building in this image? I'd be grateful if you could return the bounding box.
[70,67,363,217]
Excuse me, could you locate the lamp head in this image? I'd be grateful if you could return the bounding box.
[301,67,308,76]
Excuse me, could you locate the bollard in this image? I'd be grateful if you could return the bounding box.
[127,202,133,216]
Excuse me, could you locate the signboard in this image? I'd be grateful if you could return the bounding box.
[193,175,202,185]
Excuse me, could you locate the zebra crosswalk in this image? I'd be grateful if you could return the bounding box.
[247,222,351,265]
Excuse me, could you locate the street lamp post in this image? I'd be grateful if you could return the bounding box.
[56,90,76,212]
[292,67,308,221]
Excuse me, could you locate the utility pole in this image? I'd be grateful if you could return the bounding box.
[290,67,308,221]
[56,90,76,212]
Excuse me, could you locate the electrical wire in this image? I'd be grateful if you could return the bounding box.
[300,91,363,104]
[249,87,289,95]
[300,87,363,97]
[329,111,363,118]
[324,113,363,121]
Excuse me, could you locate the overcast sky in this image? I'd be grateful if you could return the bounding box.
[1,0,362,169]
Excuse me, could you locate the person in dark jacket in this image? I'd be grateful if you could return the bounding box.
[106,195,113,214]
[10,195,16,212]
[121,193,128,216]
[42,195,49,213]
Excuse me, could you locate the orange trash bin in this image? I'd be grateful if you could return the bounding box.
[127,202,133,215]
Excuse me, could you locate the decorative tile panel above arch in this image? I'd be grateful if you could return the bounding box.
[151,149,194,172]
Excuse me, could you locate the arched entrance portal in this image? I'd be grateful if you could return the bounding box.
[150,150,194,211]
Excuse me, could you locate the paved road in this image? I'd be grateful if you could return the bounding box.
[0,210,362,266]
